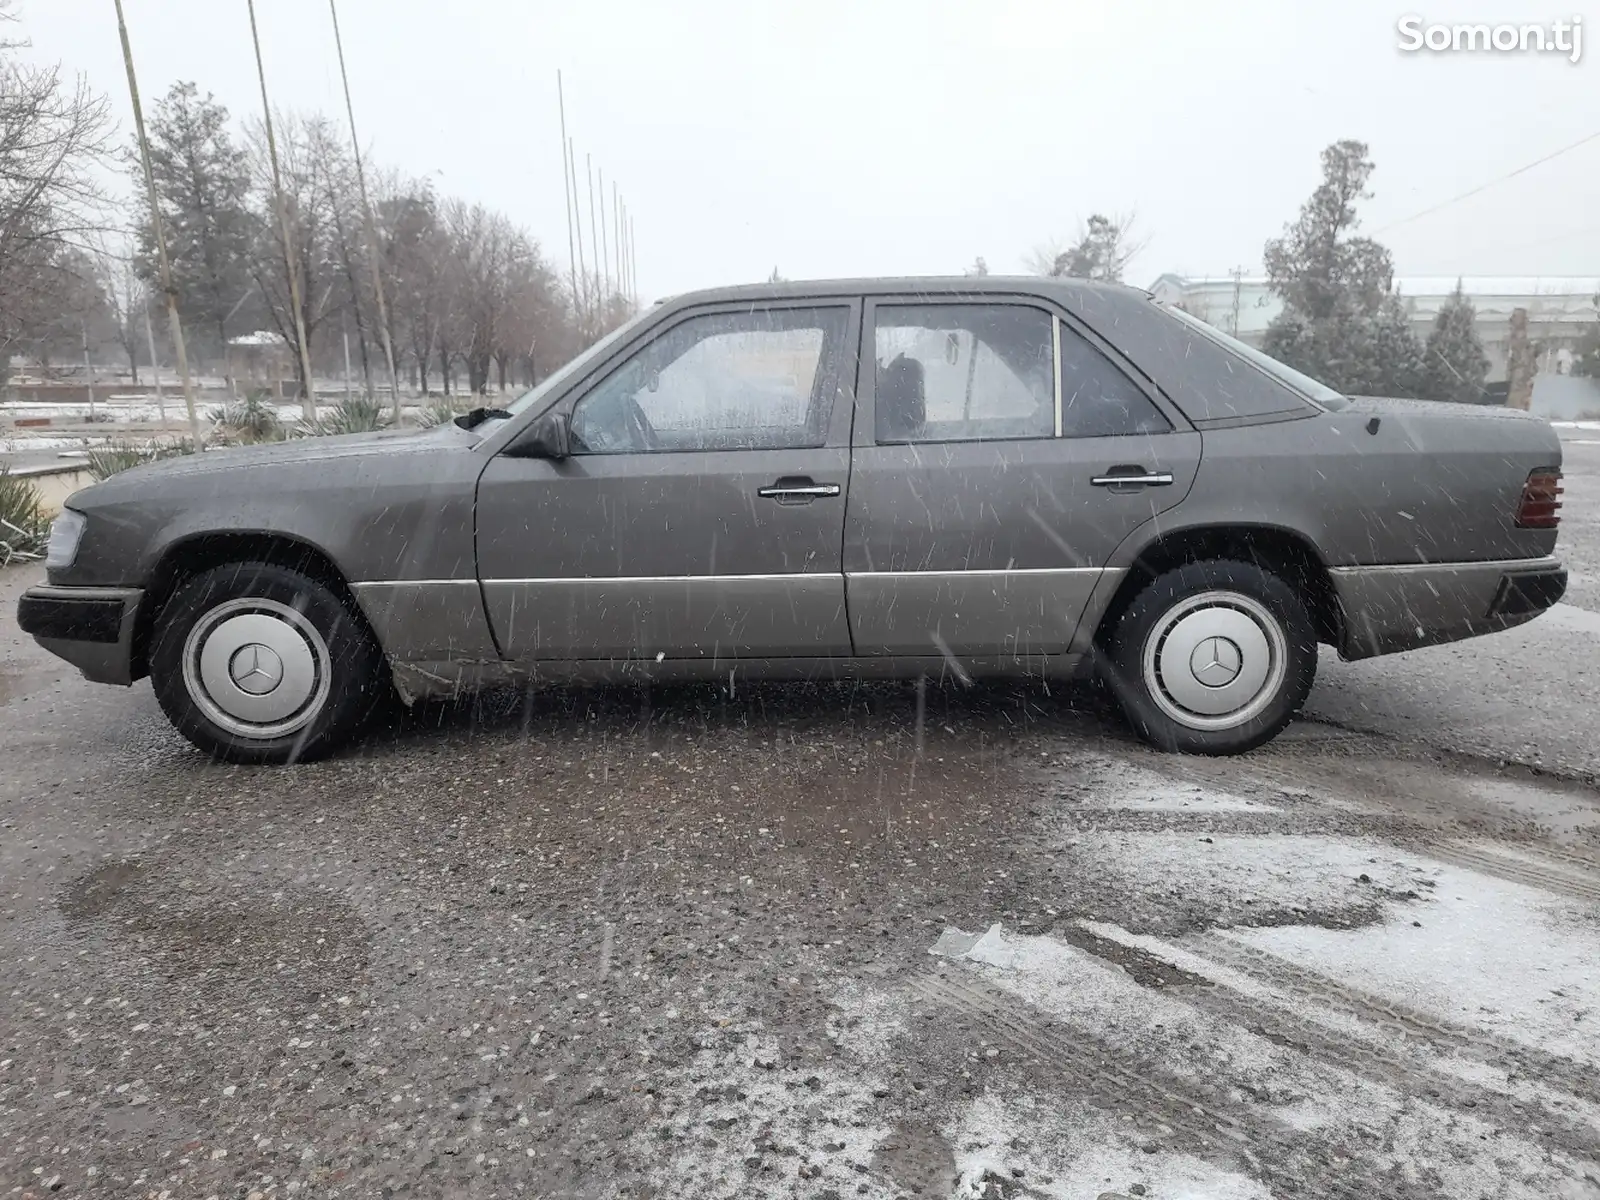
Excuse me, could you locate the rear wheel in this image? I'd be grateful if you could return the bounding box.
[1102,560,1316,755]
[149,562,388,764]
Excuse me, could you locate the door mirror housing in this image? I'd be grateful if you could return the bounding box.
[506,410,571,460]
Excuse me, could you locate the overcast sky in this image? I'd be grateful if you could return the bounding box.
[13,0,1598,297]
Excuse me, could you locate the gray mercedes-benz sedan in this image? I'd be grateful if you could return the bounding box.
[17,277,1567,763]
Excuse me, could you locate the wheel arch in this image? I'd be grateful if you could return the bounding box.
[1093,523,1344,649]
[132,530,379,680]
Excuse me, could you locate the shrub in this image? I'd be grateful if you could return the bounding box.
[0,468,48,566]
[301,395,389,437]
[213,392,284,444]
[416,396,473,428]
[87,437,199,482]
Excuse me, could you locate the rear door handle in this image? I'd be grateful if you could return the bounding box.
[1091,470,1174,488]
[758,479,841,503]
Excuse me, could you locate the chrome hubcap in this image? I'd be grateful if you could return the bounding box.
[182,598,331,740]
[1142,591,1287,731]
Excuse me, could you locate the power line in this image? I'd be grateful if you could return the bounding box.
[1373,127,1600,236]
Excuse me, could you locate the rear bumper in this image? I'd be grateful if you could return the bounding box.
[1330,556,1566,661]
[16,585,144,686]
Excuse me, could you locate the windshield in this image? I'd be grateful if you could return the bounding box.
[1160,301,1350,411]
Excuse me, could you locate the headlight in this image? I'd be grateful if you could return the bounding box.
[44,508,87,570]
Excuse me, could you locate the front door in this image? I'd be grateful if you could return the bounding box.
[475,300,860,662]
[844,297,1201,659]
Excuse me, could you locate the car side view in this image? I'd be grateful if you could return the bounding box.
[17,276,1567,763]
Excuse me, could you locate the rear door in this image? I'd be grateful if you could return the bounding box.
[844,296,1201,659]
[474,299,860,662]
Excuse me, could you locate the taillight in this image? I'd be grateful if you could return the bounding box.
[1515,468,1563,529]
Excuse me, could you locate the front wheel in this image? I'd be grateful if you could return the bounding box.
[148,562,388,764]
[1102,560,1317,755]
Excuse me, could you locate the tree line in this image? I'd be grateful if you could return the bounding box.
[2,8,626,402]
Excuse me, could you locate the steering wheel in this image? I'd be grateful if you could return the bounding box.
[624,398,660,450]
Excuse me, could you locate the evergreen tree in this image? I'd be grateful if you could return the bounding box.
[1422,281,1489,404]
[1261,140,1413,396]
[132,82,256,362]
[1572,323,1600,378]
[1370,291,1426,397]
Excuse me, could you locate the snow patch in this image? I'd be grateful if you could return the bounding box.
[1234,857,1600,1067]
[1072,830,1422,916]
[1052,755,1279,813]
[933,922,1600,1197]
[945,1089,1273,1200]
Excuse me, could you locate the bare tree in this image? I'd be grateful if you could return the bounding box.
[307,120,376,396]
[95,240,149,382]
[371,171,445,394]
[1,26,113,387]
[1027,212,1147,283]
[242,112,347,397]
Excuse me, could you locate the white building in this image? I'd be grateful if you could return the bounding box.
[1148,274,1600,383]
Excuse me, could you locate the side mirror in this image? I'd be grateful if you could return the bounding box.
[506,410,571,460]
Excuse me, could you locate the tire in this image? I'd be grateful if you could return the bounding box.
[148,561,389,764]
[1101,559,1317,755]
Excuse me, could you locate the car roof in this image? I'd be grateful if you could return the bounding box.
[654,275,1153,306]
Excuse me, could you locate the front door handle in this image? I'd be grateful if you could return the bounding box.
[1091,469,1174,488]
[758,478,841,504]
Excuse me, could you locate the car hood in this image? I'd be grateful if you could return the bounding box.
[66,422,479,513]
[101,424,464,484]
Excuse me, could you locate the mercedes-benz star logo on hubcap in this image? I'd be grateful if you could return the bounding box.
[229,643,285,696]
[1190,636,1243,687]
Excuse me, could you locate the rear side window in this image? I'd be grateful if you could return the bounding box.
[874,304,1054,443]
[873,302,1170,443]
[1059,325,1172,438]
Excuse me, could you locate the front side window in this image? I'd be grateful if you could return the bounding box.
[570,306,848,453]
[873,304,1054,444]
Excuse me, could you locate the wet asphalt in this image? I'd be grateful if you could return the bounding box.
[0,434,1597,1199]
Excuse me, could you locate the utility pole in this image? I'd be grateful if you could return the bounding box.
[586,153,599,324]
[329,0,403,422]
[629,213,638,304]
[82,324,96,423]
[569,137,588,338]
[142,302,166,427]
[557,72,580,345]
[247,0,319,423]
[618,196,628,303]
[1229,266,1244,338]
[598,166,610,309]
[612,181,622,305]
[115,0,201,443]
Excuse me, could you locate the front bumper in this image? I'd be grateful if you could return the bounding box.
[1330,556,1566,661]
[16,585,145,686]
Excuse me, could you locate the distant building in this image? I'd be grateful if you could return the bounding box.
[1148,274,1600,383]
[227,331,295,394]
